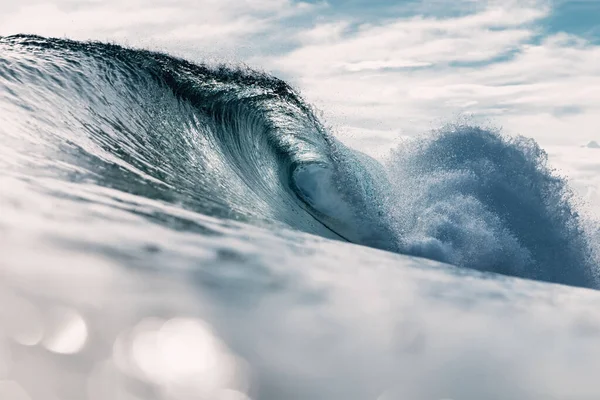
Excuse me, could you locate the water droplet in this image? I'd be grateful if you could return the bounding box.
[115,317,249,399]
[43,307,88,354]
[0,293,43,347]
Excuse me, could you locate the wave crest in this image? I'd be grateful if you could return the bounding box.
[1,35,597,288]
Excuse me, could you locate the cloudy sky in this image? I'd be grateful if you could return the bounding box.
[2,0,600,203]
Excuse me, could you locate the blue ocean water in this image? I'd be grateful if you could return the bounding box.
[1,35,600,400]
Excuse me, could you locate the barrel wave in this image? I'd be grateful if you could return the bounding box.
[1,34,597,288]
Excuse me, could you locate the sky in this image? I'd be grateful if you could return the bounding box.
[1,0,600,204]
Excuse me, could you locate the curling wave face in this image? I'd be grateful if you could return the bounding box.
[0,35,597,288]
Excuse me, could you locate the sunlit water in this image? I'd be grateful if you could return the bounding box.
[1,35,600,400]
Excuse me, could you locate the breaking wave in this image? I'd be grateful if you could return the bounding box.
[0,34,597,288]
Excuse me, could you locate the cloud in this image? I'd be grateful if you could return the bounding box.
[239,0,600,156]
[546,145,600,215]
[0,0,318,57]
[274,6,545,75]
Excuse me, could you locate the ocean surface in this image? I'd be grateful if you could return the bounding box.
[1,34,600,400]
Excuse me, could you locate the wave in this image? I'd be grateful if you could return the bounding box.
[0,34,597,288]
[386,127,598,287]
